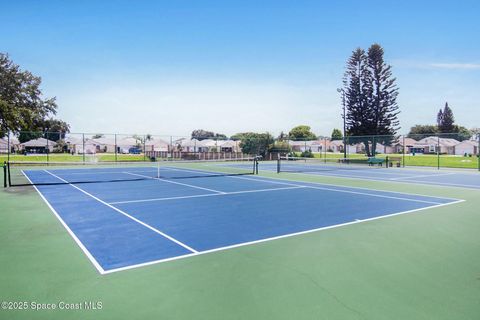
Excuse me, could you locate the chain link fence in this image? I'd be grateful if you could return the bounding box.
[1,131,479,170]
[0,131,248,164]
[277,132,479,170]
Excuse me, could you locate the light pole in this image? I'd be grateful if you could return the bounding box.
[337,88,347,159]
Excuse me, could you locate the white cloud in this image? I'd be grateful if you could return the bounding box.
[429,63,480,70]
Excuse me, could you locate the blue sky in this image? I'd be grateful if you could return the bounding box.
[1,0,479,137]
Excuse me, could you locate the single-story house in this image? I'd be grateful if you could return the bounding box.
[20,138,57,154]
[330,140,361,154]
[391,138,417,153]
[371,143,395,154]
[145,138,169,152]
[88,137,117,153]
[173,138,241,153]
[62,136,84,154]
[174,138,200,152]
[219,140,240,153]
[197,139,220,152]
[0,137,20,153]
[116,137,141,153]
[454,140,478,155]
[412,137,460,154]
[309,140,329,152]
[0,138,8,153]
[289,140,318,152]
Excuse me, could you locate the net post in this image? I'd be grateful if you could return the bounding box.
[7,161,11,187]
[114,134,118,162]
[3,161,6,188]
[402,135,406,168]
[255,158,259,174]
[385,156,389,168]
[277,158,281,173]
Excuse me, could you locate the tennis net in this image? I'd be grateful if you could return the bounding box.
[6,158,258,187]
[276,156,386,173]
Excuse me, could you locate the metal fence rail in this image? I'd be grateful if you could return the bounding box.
[1,131,479,171]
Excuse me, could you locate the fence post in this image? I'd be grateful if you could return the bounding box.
[46,132,49,164]
[82,133,85,163]
[324,137,327,163]
[7,133,10,163]
[477,133,480,172]
[143,135,146,161]
[402,135,406,167]
[437,136,440,170]
[114,134,118,162]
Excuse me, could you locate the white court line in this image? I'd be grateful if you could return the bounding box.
[240,172,464,202]
[285,170,410,181]
[152,165,304,187]
[21,170,106,275]
[138,165,458,204]
[305,185,442,205]
[102,199,465,274]
[233,174,446,204]
[24,169,466,275]
[280,165,412,176]
[266,168,480,191]
[109,186,306,205]
[389,172,456,181]
[44,170,199,254]
[408,180,480,189]
[124,172,226,194]
[269,160,480,175]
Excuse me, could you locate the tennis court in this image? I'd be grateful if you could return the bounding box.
[268,157,480,189]
[10,160,462,274]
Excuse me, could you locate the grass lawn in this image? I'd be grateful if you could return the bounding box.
[0,153,148,163]
[303,152,479,169]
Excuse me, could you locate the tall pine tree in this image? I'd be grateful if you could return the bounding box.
[343,48,371,152]
[438,102,455,133]
[436,109,443,127]
[342,44,400,156]
[366,44,400,155]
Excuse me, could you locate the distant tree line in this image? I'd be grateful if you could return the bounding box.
[191,129,227,141]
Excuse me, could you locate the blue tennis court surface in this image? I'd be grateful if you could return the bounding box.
[24,165,462,274]
[266,161,480,189]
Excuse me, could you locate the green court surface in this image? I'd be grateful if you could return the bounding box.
[1,170,479,319]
